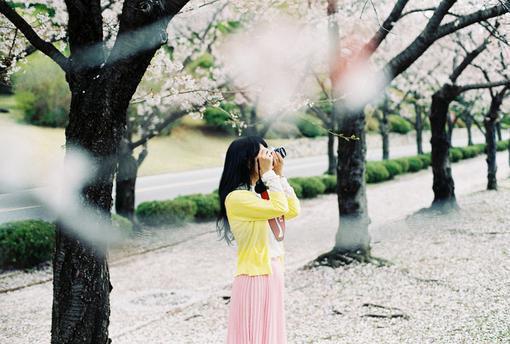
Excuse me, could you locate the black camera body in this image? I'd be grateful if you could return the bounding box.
[270,146,287,159]
[255,146,287,194]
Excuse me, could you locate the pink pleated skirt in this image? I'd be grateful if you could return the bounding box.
[226,257,286,344]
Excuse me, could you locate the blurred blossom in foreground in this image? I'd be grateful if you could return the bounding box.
[219,13,388,120]
[337,60,389,112]
[0,132,125,249]
[331,34,390,113]
[219,15,328,117]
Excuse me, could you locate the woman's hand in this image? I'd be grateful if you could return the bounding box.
[272,151,284,176]
[257,147,274,175]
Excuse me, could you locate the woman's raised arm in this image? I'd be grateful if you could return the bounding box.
[225,170,289,221]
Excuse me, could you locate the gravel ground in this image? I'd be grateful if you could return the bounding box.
[110,180,510,344]
[0,152,509,343]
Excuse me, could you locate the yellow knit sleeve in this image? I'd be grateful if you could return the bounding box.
[285,194,301,220]
[225,190,289,221]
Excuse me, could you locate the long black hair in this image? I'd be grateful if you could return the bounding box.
[216,135,268,245]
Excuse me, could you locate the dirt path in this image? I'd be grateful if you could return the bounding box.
[1,152,509,343]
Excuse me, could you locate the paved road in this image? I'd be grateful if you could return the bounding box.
[0,130,507,223]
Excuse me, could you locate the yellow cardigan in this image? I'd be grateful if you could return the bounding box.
[225,189,301,276]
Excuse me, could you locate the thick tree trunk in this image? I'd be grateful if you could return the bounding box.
[52,76,120,344]
[51,1,189,342]
[429,87,457,210]
[310,0,397,269]
[334,110,370,253]
[310,109,378,268]
[484,91,506,190]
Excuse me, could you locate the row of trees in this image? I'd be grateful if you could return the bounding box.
[1,0,509,342]
[313,0,510,268]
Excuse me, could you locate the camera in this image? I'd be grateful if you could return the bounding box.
[255,146,286,194]
[269,146,287,159]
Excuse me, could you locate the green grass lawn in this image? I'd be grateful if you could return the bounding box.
[0,95,291,180]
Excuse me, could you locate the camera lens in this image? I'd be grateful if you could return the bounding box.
[274,146,286,159]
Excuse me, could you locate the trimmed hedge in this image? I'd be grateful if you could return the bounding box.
[288,177,326,198]
[382,160,403,177]
[175,193,220,221]
[297,114,328,138]
[136,198,197,226]
[366,162,390,183]
[0,215,137,270]
[287,179,303,198]
[319,174,337,193]
[496,140,509,151]
[407,156,423,172]
[388,115,413,134]
[112,213,134,237]
[394,158,410,173]
[449,148,463,162]
[417,154,431,167]
[460,146,478,159]
[473,143,486,154]
[0,219,55,269]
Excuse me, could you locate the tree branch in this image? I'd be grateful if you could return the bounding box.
[308,104,330,124]
[64,0,105,71]
[359,0,410,58]
[130,108,191,149]
[458,79,510,93]
[0,0,69,72]
[434,2,510,40]
[449,38,489,83]
[399,7,436,19]
[383,0,509,86]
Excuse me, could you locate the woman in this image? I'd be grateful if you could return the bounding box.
[216,136,301,344]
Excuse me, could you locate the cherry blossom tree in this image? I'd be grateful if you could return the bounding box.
[114,3,234,221]
[0,0,201,342]
[471,42,510,190]
[313,0,510,267]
